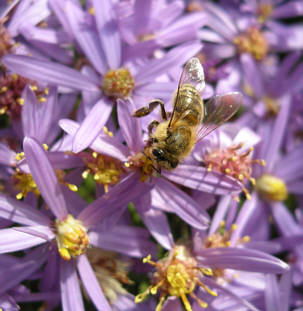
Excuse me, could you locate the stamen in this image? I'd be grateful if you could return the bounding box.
[55,214,89,260]
[203,144,264,199]
[12,169,40,199]
[80,152,124,192]
[136,246,215,311]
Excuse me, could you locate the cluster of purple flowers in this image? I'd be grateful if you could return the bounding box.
[0,0,302,310]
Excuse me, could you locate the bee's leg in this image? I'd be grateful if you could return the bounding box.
[148,120,160,136]
[132,99,167,120]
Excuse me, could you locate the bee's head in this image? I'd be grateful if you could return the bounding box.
[152,148,178,170]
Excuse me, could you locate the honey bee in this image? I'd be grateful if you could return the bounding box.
[132,57,242,171]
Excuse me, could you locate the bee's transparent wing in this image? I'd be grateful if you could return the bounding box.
[168,57,206,127]
[196,92,242,142]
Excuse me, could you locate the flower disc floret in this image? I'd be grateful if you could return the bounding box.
[55,214,89,261]
[12,169,40,199]
[135,245,217,311]
[0,19,13,59]
[234,27,268,61]
[101,68,135,99]
[87,248,132,303]
[81,151,124,192]
[124,150,155,182]
[203,143,266,199]
[0,73,28,120]
[256,174,288,202]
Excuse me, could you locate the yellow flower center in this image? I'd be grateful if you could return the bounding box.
[234,27,268,61]
[256,174,288,202]
[135,246,217,311]
[203,143,266,200]
[257,3,273,23]
[101,68,135,99]
[55,214,89,261]
[125,150,155,182]
[12,169,40,200]
[81,151,124,193]
[204,221,250,280]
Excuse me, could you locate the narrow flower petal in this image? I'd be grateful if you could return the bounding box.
[134,41,202,85]
[153,178,209,230]
[0,143,16,166]
[197,247,289,273]
[265,275,280,311]
[77,254,111,311]
[65,1,107,75]
[78,172,150,228]
[0,227,48,254]
[89,225,157,257]
[0,246,48,293]
[23,137,68,220]
[22,86,57,143]
[163,164,242,195]
[72,98,112,153]
[139,207,174,250]
[93,0,121,69]
[264,97,290,172]
[117,99,143,152]
[59,119,129,161]
[60,260,84,311]
[0,194,50,226]
[201,278,261,311]
[2,54,99,92]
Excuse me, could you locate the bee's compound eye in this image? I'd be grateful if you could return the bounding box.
[152,149,166,160]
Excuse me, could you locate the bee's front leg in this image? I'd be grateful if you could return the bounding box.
[148,120,160,136]
[132,99,167,120]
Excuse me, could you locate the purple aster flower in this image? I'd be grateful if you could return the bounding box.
[59,97,247,247]
[0,85,82,201]
[0,136,156,311]
[236,52,303,128]
[168,124,264,200]
[240,0,303,24]
[232,99,303,249]
[196,1,303,81]
[116,0,207,59]
[134,216,288,311]
[3,0,202,153]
